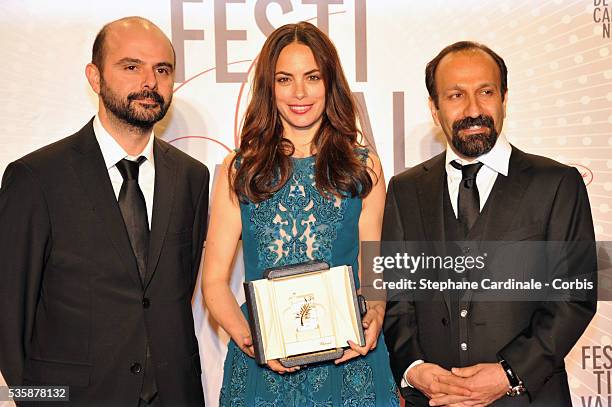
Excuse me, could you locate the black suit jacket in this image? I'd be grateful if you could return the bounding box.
[0,120,209,406]
[382,147,596,406]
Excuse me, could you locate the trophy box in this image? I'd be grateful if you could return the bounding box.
[244,261,366,367]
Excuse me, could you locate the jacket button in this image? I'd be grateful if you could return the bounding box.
[130,363,142,374]
[441,318,449,326]
[142,298,150,309]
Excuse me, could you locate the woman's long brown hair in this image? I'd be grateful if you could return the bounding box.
[230,21,373,203]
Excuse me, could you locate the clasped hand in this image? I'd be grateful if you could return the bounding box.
[409,362,510,407]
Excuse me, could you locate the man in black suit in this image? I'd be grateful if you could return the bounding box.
[0,17,208,406]
[382,41,596,406]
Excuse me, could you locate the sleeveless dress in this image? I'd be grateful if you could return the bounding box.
[219,153,399,406]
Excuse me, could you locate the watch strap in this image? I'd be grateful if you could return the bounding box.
[499,359,526,397]
[499,359,520,387]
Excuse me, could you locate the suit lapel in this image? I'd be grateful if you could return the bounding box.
[144,139,177,289]
[465,147,532,307]
[416,154,446,243]
[480,146,532,241]
[416,154,452,313]
[70,120,142,288]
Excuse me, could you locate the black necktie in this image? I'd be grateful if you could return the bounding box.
[451,161,484,234]
[116,157,149,282]
[116,157,158,403]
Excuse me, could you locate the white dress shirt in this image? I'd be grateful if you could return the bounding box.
[401,134,512,388]
[93,115,155,227]
[445,133,512,217]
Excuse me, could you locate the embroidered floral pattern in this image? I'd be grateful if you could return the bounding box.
[246,157,347,270]
[389,378,401,407]
[220,346,249,407]
[254,366,332,407]
[341,358,375,406]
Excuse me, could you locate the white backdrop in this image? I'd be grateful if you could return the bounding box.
[1,1,611,406]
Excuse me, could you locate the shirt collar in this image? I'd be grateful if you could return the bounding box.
[445,133,511,176]
[93,115,155,169]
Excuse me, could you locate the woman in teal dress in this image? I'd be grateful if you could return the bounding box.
[202,21,398,406]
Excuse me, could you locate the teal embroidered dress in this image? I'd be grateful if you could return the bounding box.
[220,154,398,406]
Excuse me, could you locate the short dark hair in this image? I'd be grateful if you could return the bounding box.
[91,23,110,69]
[426,41,508,109]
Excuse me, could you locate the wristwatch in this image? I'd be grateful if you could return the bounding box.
[499,359,526,397]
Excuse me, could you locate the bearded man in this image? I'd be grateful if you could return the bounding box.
[0,17,208,406]
[382,41,596,406]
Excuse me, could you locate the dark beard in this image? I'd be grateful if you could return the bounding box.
[451,114,498,157]
[99,77,171,129]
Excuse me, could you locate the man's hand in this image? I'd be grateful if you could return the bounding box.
[407,363,472,400]
[429,363,509,406]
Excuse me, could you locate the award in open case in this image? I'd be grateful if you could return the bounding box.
[244,261,366,368]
